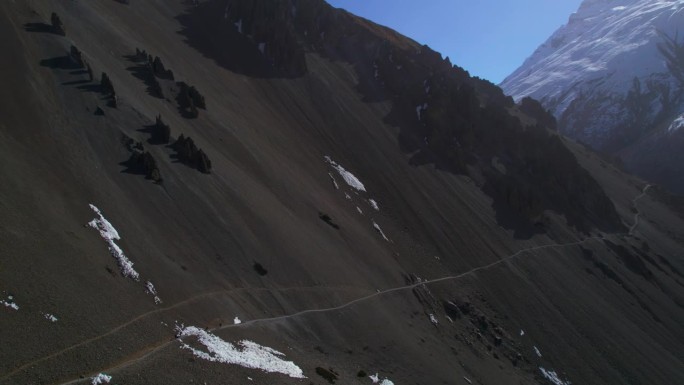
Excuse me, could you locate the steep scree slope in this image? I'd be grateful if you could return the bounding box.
[1,1,684,384]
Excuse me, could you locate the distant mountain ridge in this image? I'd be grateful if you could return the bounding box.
[501,0,684,192]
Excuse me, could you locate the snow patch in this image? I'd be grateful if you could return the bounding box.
[258,42,266,54]
[429,313,439,325]
[345,193,352,200]
[324,156,366,192]
[369,373,394,385]
[368,199,379,211]
[372,220,389,241]
[234,19,243,34]
[357,206,363,214]
[91,373,112,385]
[87,204,140,281]
[1,295,18,311]
[668,114,684,132]
[145,281,162,305]
[234,316,242,325]
[44,313,58,322]
[520,329,525,336]
[176,325,305,378]
[534,346,542,357]
[539,367,571,385]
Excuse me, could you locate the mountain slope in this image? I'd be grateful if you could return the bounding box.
[1,1,684,385]
[501,0,684,193]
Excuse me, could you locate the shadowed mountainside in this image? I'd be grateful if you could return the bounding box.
[1,1,683,385]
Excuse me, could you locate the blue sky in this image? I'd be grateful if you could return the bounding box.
[325,0,583,84]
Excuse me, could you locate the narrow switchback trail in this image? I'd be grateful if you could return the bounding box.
[44,185,653,385]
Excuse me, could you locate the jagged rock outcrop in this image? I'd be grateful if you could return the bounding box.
[50,12,65,36]
[172,134,212,173]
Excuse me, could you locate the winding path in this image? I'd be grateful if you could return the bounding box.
[54,236,611,385]
[5,185,652,385]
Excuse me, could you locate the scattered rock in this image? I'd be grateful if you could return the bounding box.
[315,367,338,384]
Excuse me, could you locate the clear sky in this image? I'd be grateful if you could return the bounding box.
[325,0,584,84]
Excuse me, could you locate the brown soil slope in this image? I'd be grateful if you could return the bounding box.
[1,1,683,385]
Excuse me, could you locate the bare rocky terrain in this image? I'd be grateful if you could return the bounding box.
[1,1,683,384]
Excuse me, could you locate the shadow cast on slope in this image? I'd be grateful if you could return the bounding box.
[123,55,165,99]
[40,56,80,70]
[24,22,59,35]
[175,0,286,79]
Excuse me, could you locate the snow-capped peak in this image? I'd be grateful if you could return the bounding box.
[503,0,684,107]
[501,0,684,147]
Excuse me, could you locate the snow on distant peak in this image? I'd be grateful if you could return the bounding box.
[91,373,112,385]
[501,0,684,125]
[539,367,572,385]
[87,204,140,281]
[324,156,366,192]
[176,325,305,378]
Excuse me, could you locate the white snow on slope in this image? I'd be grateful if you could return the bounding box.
[145,281,162,304]
[372,220,389,241]
[429,313,439,325]
[1,295,18,311]
[324,156,366,192]
[668,113,684,132]
[368,199,380,211]
[91,373,112,384]
[176,326,305,378]
[534,346,542,357]
[234,316,242,325]
[44,313,58,322]
[369,373,395,385]
[539,367,572,385]
[88,204,140,281]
